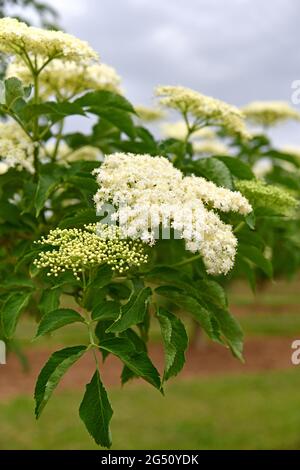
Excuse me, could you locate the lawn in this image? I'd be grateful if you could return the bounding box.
[1,369,300,450]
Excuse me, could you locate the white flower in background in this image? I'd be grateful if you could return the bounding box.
[45,141,102,164]
[6,60,121,100]
[0,17,98,63]
[135,105,165,122]
[252,159,273,178]
[161,120,215,140]
[0,121,35,173]
[192,140,229,155]
[93,153,252,275]
[0,161,9,175]
[281,146,300,159]
[156,85,250,139]
[242,101,300,127]
[0,120,102,173]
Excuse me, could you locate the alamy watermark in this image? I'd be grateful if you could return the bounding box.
[291,80,300,105]
[291,340,300,365]
[96,202,206,241]
[0,340,6,365]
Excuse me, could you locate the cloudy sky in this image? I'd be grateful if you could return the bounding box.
[35,0,300,145]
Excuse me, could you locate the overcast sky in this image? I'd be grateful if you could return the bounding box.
[45,0,300,145]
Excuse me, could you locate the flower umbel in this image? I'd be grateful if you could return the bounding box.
[6,60,121,100]
[156,85,249,139]
[0,120,35,173]
[0,17,98,63]
[93,153,252,275]
[33,224,148,279]
[242,101,300,127]
[135,105,165,122]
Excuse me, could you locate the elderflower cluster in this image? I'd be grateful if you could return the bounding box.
[242,101,300,127]
[93,153,252,275]
[44,141,101,164]
[6,60,121,100]
[161,121,215,140]
[192,140,228,155]
[281,146,300,159]
[33,224,148,279]
[156,86,250,139]
[135,105,165,122]
[0,120,35,173]
[0,18,98,63]
[235,179,298,215]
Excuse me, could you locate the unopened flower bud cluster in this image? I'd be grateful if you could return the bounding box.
[33,224,148,279]
[236,179,298,215]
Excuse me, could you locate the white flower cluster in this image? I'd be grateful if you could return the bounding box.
[192,140,228,156]
[242,101,300,127]
[0,120,35,173]
[6,60,121,100]
[135,105,165,122]
[34,224,148,279]
[0,120,102,174]
[93,153,252,275]
[0,17,98,63]
[156,85,250,139]
[44,141,102,164]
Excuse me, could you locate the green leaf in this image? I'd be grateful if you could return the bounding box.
[35,346,86,418]
[107,287,152,333]
[245,212,256,230]
[155,286,215,340]
[5,77,24,108]
[65,175,98,193]
[264,149,300,168]
[195,279,228,309]
[1,276,35,290]
[92,300,120,321]
[208,304,244,360]
[239,245,273,278]
[0,201,21,225]
[91,107,136,139]
[157,308,188,381]
[99,338,161,390]
[34,173,60,217]
[0,80,5,104]
[20,101,85,123]
[95,320,115,361]
[193,157,233,188]
[79,370,113,448]
[58,208,100,229]
[1,292,31,339]
[217,156,255,180]
[35,308,84,338]
[75,90,135,114]
[236,256,256,292]
[39,288,61,316]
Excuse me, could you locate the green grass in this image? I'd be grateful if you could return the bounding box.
[239,312,300,336]
[1,369,300,450]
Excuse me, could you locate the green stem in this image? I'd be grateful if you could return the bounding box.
[32,66,40,177]
[52,120,65,161]
[233,221,245,234]
[172,253,202,268]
